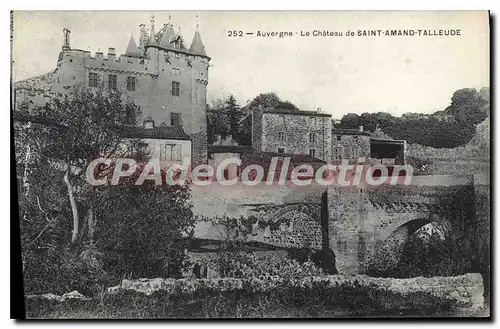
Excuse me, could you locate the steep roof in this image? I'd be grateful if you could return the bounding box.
[158,24,176,49]
[124,36,142,57]
[189,30,207,56]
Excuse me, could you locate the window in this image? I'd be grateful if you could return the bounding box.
[309,132,317,143]
[172,81,180,96]
[278,132,285,141]
[279,114,286,125]
[310,117,317,126]
[333,146,344,160]
[352,146,360,159]
[174,52,180,58]
[171,112,182,126]
[277,147,285,154]
[336,135,342,141]
[172,68,181,75]
[108,75,117,90]
[160,144,181,161]
[88,72,98,88]
[309,149,316,157]
[127,76,136,91]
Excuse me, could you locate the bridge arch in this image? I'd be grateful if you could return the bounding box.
[368,217,437,275]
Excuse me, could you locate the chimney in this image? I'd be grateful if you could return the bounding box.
[139,24,148,50]
[108,47,116,60]
[62,28,71,50]
[149,15,156,42]
[95,52,104,60]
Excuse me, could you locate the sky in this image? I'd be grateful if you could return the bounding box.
[12,11,489,118]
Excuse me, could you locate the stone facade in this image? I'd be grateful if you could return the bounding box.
[251,107,332,161]
[331,128,371,162]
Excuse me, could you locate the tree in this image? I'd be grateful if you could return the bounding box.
[207,101,230,144]
[15,87,195,292]
[446,88,489,124]
[248,92,300,111]
[92,177,193,278]
[225,95,242,137]
[20,88,141,244]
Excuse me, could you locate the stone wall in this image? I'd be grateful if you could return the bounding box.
[331,134,371,161]
[107,273,485,311]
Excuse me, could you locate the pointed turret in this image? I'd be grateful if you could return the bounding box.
[124,35,141,57]
[189,29,207,56]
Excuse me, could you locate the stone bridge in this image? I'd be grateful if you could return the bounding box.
[190,174,489,275]
[328,175,485,274]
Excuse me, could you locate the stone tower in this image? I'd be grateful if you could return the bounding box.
[49,15,210,162]
[143,16,210,162]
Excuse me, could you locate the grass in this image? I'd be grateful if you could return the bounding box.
[25,281,474,319]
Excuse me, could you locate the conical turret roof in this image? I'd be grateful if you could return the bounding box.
[125,36,141,57]
[189,30,207,56]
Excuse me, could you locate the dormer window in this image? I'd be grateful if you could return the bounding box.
[143,116,155,130]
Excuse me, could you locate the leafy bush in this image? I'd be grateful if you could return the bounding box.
[215,251,324,279]
[23,246,113,296]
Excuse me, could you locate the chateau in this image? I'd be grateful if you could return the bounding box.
[14,15,210,162]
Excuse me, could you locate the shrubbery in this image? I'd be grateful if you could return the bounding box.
[16,89,194,297]
[215,251,324,279]
[26,279,465,319]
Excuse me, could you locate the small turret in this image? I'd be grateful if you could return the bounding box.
[62,28,71,51]
[189,28,207,57]
[124,36,141,58]
[145,15,159,74]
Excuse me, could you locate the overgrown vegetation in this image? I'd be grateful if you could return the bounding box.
[16,88,194,296]
[25,280,466,319]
